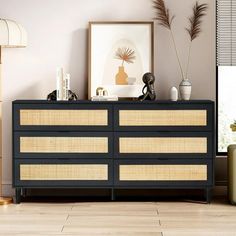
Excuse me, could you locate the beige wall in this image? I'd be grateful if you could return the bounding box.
[0,0,220,195]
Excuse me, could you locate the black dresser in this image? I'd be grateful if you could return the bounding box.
[12,100,214,203]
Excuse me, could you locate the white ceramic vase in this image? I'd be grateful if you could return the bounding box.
[170,87,178,101]
[179,79,192,100]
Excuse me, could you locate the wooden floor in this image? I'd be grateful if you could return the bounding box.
[0,198,236,236]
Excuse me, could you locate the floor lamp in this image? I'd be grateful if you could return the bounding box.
[0,19,27,205]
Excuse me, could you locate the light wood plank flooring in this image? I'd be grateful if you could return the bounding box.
[0,198,235,236]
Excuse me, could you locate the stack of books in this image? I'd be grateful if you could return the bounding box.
[56,67,70,101]
[91,95,118,101]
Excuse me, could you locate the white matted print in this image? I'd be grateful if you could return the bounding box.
[89,22,154,98]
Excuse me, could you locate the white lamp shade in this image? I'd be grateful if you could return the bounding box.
[0,19,27,47]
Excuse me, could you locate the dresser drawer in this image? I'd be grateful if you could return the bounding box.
[14,159,113,187]
[13,104,112,131]
[114,132,212,159]
[114,159,212,187]
[114,103,213,131]
[14,132,113,158]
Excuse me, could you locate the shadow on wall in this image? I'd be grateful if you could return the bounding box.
[69,28,88,99]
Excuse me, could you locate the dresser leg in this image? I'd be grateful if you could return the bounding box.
[15,188,21,204]
[111,188,115,201]
[205,188,212,204]
[22,188,27,197]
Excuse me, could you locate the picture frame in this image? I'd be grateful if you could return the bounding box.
[88,21,154,99]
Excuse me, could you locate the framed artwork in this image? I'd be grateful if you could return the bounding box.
[88,21,154,98]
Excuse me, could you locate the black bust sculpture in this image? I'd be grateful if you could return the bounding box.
[47,90,78,101]
[138,73,156,101]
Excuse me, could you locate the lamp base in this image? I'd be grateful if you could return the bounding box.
[0,197,13,205]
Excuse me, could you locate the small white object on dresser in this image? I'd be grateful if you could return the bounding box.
[170,87,178,101]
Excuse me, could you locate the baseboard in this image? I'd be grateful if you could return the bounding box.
[213,186,227,196]
[2,183,14,197]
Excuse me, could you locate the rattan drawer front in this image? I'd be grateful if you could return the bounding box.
[119,165,207,181]
[20,164,108,180]
[20,109,108,126]
[20,137,108,153]
[119,110,207,126]
[13,103,113,131]
[14,159,113,186]
[119,137,207,154]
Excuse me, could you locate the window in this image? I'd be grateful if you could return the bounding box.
[217,0,236,154]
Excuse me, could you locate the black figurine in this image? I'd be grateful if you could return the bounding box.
[47,90,78,101]
[138,72,156,101]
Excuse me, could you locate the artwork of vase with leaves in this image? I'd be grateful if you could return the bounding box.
[89,22,153,98]
[153,0,208,100]
[115,47,136,85]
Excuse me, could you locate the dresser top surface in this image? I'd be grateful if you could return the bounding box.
[13,100,214,104]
